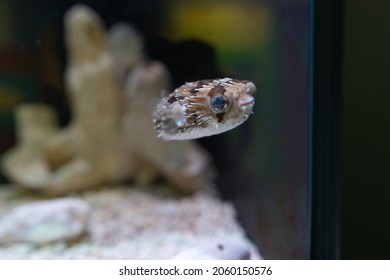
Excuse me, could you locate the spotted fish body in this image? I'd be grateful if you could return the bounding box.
[152,78,256,141]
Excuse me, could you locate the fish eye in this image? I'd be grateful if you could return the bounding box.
[210,95,230,113]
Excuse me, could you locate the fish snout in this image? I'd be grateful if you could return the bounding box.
[238,95,255,112]
[245,82,257,96]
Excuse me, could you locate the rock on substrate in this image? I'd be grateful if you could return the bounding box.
[0,198,91,245]
[0,185,262,259]
[170,238,253,260]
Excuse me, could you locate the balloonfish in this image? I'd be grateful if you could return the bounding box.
[151,78,256,140]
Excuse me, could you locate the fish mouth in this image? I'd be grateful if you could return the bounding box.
[238,95,255,112]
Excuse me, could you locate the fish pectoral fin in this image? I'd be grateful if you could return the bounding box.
[148,98,163,116]
[160,89,170,98]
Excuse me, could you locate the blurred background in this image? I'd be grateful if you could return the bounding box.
[1,0,387,260]
[0,0,310,259]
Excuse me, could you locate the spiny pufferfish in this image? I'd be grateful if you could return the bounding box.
[152,78,256,141]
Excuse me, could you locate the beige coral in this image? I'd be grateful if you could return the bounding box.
[1,4,214,196]
[1,104,58,189]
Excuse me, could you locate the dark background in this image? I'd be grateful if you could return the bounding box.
[339,0,390,259]
[311,0,390,259]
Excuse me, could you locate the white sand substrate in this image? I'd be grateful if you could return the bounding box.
[0,184,261,259]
